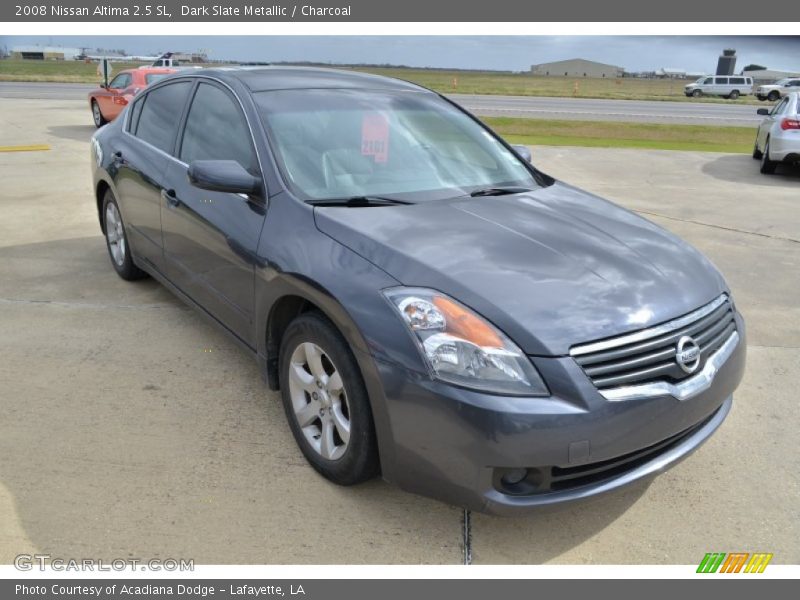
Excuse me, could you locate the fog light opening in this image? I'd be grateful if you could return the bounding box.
[500,468,528,486]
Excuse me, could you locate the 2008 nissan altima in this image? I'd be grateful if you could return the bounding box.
[90,67,745,514]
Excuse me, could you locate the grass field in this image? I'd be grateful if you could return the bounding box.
[352,67,762,105]
[0,59,762,104]
[0,58,152,83]
[484,117,753,153]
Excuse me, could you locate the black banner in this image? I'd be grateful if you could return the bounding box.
[2,0,795,22]
[3,579,798,600]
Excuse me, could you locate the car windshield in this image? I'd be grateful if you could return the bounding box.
[145,73,170,85]
[253,89,540,201]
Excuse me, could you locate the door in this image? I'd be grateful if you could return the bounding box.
[160,81,266,347]
[115,80,193,270]
[758,97,789,148]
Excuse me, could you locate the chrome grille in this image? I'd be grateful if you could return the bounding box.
[571,295,736,390]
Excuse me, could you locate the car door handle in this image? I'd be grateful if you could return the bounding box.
[161,188,180,208]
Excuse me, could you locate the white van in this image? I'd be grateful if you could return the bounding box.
[684,75,754,99]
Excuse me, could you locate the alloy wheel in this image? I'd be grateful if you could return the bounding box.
[105,202,126,266]
[92,102,102,127]
[287,342,351,461]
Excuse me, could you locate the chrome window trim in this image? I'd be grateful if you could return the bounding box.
[569,294,729,357]
[600,330,739,402]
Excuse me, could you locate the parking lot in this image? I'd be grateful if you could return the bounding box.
[0,96,798,565]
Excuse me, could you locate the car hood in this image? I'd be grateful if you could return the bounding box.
[313,182,727,356]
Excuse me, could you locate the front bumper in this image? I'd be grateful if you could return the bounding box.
[372,313,746,515]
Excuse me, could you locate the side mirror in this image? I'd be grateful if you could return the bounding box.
[188,160,261,195]
[99,81,107,89]
[511,144,532,163]
[757,108,770,115]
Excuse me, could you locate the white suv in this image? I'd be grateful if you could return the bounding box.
[755,78,800,102]
[684,75,754,99]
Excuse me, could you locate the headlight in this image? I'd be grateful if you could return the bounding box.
[384,287,548,396]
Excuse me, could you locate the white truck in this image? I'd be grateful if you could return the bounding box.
[755,78,800,102]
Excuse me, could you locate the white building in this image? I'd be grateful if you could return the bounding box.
[11,45,81,60]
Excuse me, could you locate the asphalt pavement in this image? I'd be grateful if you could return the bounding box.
[0,82,763,126]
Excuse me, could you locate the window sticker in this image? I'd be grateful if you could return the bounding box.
[361,112,389,163]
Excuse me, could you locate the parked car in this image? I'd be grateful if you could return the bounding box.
[753,92,800,174]
[88,67,176,127]
[755,78,800,102]
[684,75,753,99]
[90,67,745,514]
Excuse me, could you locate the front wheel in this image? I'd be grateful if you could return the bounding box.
[760,139,778,174]
[91,100,107,128]
[767,91,780,102]
[692,89,702,98]
[279,312,379,486]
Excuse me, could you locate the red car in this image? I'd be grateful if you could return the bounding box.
[89,67,176,127]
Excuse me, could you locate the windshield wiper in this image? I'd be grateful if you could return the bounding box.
[306,196,414,207]
[469,186,533,197]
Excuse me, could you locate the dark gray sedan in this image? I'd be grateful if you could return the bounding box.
[90,67,745,514]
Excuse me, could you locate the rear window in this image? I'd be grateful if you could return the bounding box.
[730,77,745,85]
[134,81,192,154]
[145,73,170,85]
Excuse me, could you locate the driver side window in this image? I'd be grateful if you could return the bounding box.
[179,82,259,176]
[108,73,131,89]
[772,98,789,116]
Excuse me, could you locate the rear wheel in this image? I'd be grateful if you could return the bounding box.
[729,90,740,100]
[91,100,107,128]
[279,312,379,485]
[692,89,702,98]
[103,190,146,280]
[767,91,780,102]
[760,138,779,174]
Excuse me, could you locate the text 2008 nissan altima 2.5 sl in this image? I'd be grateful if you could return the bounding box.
[90,67,746,515]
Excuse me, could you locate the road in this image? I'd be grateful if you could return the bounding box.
[0,96,798,565]
[451,93,762,126]
[0,81,762,126]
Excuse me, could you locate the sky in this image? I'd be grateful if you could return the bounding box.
[2,35,799,73]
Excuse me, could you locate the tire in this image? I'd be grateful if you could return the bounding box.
[91,100,107,128]
[692,89,702,98]
[752,137,763,160]
[760,138,778,174]
[279,312,379,485]
[729,90,740,100]
[102,190,147,280]
[767,91,780,102]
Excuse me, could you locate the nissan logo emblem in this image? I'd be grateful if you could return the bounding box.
[676,335,701,374]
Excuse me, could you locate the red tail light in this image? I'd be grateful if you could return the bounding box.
[781,118,800,130]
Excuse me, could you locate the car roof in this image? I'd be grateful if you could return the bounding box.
[188,66,430,94]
